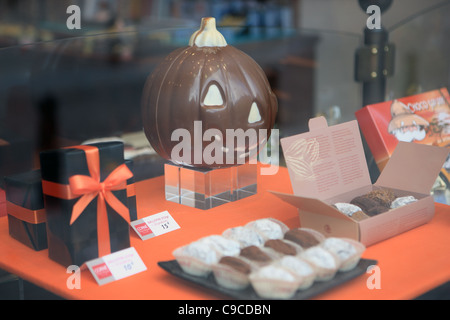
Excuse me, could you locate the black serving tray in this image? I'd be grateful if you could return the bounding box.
[158,258,377,300]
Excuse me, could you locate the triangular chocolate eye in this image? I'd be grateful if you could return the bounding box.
[203,84,224,106]
[248,102,262,123]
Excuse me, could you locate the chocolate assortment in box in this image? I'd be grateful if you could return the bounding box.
[39,142,133,267]
[4,170,47,251]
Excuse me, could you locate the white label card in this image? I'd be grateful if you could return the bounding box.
[86,247,147,286]
[131,211,180,240]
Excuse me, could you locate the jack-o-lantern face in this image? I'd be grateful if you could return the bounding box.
[142,17,278,168]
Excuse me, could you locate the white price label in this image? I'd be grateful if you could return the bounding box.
[87,247,147,286]
[131,211,180,240]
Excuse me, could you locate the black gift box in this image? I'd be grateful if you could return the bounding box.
[0,188,6,217]
[125,159,137,222]
[4,170,48,251]
[40,142,131,267]
[0,136,34,188]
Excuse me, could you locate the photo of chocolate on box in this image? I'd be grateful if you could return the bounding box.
[355,88,450,184]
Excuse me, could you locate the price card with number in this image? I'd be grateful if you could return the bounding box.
[131,211,180,240]
[86,247,147,286]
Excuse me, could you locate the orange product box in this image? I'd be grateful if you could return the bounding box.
[355,88,450,175]
[272,116,449,246]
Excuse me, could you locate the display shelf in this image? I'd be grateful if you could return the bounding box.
[0,166,449,300]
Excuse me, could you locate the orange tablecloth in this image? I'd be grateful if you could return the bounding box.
[0,166,449,300]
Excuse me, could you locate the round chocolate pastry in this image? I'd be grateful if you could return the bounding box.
[390,196,418,209]
[366,189,396,207]
[301,247,338,271]
[141,17,278,168]
[333,203,369,221]
[239,246,272,262]
[284,229,320,248]
[222,226,265,248]
[366,205,389,216]
[350,196,388,216]
[264,239,297,256]
[278,256,315,279]
[333,203,362,216]
[247,218,285,240]
[322,238,357,262]
[198,235,241,257]
[218,256,252,275]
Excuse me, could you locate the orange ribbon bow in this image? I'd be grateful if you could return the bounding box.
[67,145,132,257]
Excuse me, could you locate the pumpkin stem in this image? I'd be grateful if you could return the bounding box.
[189,17,227,48]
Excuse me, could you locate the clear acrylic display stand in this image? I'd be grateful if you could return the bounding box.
[164,163,257,210]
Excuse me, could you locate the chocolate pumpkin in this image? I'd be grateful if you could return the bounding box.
[141,17,278,168]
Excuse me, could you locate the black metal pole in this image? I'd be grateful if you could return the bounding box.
[355,0,394,105]
[362,26,389,105]
[355,1,395,182]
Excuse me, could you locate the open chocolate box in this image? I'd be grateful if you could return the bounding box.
[272,116,449,246]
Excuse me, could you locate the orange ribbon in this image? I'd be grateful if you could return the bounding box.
[6,201,46,224]
[43,145,133,257]
[127,183,136,197]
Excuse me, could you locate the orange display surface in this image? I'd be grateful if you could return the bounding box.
[0,166,449,300]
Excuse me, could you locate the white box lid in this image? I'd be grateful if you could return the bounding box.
[281,116,371,200]
[375,141,449,194]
